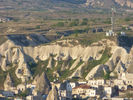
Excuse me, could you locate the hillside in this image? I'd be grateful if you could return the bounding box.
[0,0,133,11]
[0,34,133,90]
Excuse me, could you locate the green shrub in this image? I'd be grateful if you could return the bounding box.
[82,48,111,78]
[104,71,110,80]
[69,19,79,27]
[36,25,41,29]
[81,18,88,25]
[55,22,64,27]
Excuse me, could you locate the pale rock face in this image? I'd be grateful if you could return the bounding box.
[115,0,133,8]
[4,73,13,91]
[34,72,51,95]
[32,74,39,85]
[17,84,25,92]
[86,0,104,7]
[14,48,32,82]
[1,37,130,81]
[85,64,105,80]
[114,61,126,73]
[70,63,85,78]
[70,57,81,70]
[86,0,133,8]
[105,47,128,71]
[46,85,59,100]
[47,57,53,68]
[23,45,104,62]
[0,38,105,82]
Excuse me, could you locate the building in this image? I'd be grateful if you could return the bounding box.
[59,81,72,100]
[106,30,115,36]
[104,86,118,98]
[113,79,127,90]
[72,84,97,99]
[78,81,87,85]
[120,32,126,36]
[119,72,133,86]
[87,79,105,87]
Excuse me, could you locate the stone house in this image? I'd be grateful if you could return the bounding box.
[72,84,97,98]
[106,30,115,36]
[119,72,133,87]
[103,86,119,98]
[59,81,72,100]
[87,79,105,87]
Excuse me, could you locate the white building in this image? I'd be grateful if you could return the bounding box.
[121,32,126,36]
[59,81,72,100]
[86,89,96,97]
[66,82,77,91]
[78,81,87,85]
[87,79,105,87]
[72,84,97,98]
[106,30,115,36]
[113,79,127,90]
[104,87,112,97]
[104,86,118,98]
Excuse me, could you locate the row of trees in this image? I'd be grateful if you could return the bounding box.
[54,18,89,27]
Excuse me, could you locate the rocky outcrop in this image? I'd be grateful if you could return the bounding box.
[70,57,81,70]
[1,35,131,82]
[34,72,51,95]
[46,85,59,100]
[4,73,14,91]
[105,47,128,71]
[23,44,104,62]
[70,63,85,78]
[14,48,32,82]
[115,0,133,8]
[85,64,107,80]
[0,36,106,83]
[85,0,104,7]
[85,0,133,8]
[47,57,53,68]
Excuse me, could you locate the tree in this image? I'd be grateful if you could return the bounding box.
[104,72,110,80]
[56,22,64,27]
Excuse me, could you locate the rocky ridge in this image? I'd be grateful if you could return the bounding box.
[85,0,133,8]
[0,34,133,91]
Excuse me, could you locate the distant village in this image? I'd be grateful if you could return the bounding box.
[0,70,133,100]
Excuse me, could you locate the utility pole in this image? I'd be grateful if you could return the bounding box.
[111,7,116,32]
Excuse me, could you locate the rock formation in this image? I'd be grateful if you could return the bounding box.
[4,73,13,91]
[34,72,51,95]
[85,64,106,80]
[70,63,85,78]
[0,34,133,83]
[46,85,59,100]
[115,0,133,8]
[85,0,133,8]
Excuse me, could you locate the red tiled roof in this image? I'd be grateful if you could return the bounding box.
[73,84,91,89]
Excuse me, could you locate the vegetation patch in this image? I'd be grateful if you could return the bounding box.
[0,66,21,89]
[82,48,111,78]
